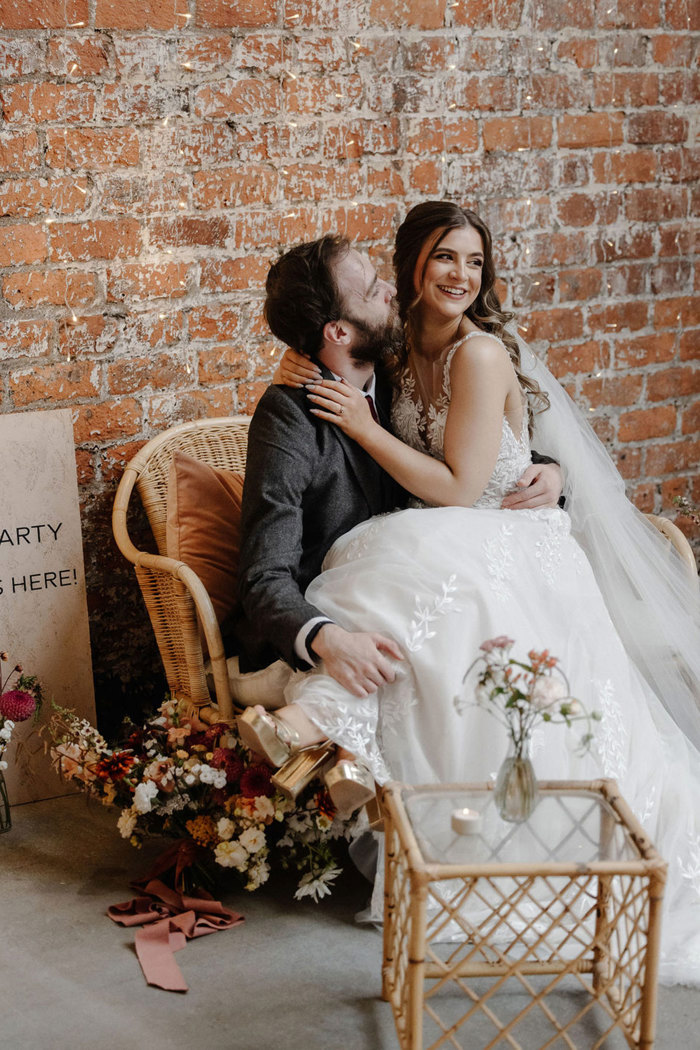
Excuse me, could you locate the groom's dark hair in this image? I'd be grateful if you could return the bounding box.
[264,234,351,357]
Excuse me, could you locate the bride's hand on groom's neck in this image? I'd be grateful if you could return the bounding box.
[273,347,321,388]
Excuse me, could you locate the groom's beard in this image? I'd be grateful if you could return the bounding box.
[347,308,403,366]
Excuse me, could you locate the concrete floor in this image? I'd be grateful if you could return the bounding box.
[1,794,698,1050]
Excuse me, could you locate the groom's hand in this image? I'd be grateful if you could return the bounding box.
[310,623,404,698]
[501,462,563,510]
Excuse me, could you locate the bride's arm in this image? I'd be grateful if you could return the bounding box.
[308,338,513,508]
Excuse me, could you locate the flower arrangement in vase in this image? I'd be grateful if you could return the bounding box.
[48,696,352,900]
[455,637,599,823]
[0,652,43,832]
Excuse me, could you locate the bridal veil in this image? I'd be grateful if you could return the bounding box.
[517,331,700,750]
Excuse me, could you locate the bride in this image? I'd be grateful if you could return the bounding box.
[248,201,700,984]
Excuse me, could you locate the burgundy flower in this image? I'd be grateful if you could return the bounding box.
[203,722,231,747]
[240,763,274,798]
[0,689,36,722]
[211,747,244,784]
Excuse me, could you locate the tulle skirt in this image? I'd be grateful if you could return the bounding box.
[284,505,700,984]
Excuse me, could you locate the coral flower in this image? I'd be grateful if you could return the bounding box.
[94,752,136,782]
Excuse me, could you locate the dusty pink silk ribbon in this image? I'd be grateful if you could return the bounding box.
[108,877,244,992]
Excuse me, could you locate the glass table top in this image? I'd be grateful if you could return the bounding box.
[402,786,642,868]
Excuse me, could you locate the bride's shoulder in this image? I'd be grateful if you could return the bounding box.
[449,331,510,369]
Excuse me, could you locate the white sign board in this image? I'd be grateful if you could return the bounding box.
[0,408,96,804]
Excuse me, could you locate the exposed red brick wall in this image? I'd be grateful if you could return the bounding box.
[0,1,698,705]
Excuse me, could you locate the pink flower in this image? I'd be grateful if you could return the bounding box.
[0,689,36,722]
[479,636,514,653]
[531,676,568,710]
[143,757,176,793]
[53,742,95,782]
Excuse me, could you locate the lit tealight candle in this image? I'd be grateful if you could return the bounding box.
[451,807,483,835]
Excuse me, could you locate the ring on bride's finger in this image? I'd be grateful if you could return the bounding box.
[337,405,344,415]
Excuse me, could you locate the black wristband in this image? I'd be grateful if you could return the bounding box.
[306,619,333,661]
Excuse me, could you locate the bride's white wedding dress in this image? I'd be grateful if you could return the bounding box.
[285,333,700,984]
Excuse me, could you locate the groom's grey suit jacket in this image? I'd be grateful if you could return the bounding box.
[230,364,404,674]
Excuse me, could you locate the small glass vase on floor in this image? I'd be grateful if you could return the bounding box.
[0,771,11,833]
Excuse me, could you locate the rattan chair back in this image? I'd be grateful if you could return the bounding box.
[112,416,251,722]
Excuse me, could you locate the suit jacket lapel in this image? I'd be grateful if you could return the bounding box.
[316,362,386,513]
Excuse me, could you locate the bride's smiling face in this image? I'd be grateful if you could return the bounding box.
[413,225,484,324]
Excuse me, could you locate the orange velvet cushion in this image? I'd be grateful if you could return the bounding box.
[166,451,244,626]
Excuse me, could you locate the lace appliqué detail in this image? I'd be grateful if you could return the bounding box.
[636,785,657,830]
[391,371,428,455]
[378,670,419,755]
[482,524,515,602]
[532,512,569,588]
[405,575,460,652]
[593,678,628,781]
[472,416,531,510]
[678,833,700,900]
[331,517,385,567]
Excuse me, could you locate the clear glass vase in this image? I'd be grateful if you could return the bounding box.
[0,770,11,833]
[494,742,538,823]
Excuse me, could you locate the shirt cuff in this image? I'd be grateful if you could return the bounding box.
[294,617,333,665]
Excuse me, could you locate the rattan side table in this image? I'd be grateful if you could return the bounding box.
[381,780,667,1050]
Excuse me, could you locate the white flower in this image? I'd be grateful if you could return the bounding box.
[117,807,138,838]
[475,683,491,706]
[186,763,227,789]
[215,839,248,870]
[184,773,196,786]
[531,676,568,710]
[0,760,7,771]
[245,857,270,891]
[133,780,159,814]
[294,867,343,902]
[287,812,313,835]
[0,722,14,741]
[217,817,235,841]
[239,827,266,854]
[254,796,275,820]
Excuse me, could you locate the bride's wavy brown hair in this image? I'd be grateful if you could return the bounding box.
[391,201,549,426]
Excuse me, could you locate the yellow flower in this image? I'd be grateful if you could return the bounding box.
[186,815,218,847]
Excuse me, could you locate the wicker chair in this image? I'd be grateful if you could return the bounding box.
[112,416,251,723]
[112,415,698,726]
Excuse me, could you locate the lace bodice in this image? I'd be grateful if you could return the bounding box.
[391,332,532,508]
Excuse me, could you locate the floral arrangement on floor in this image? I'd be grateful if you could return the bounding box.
[455,636,600,758]
[673,495,700,529]
[48,697,352,901]
[0,652,43,771]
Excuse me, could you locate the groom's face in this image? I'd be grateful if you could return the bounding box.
[332,248,400,364]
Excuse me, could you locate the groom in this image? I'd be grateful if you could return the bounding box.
[230,235,562,697]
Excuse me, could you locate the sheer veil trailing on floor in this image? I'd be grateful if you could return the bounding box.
[517,330,700,751]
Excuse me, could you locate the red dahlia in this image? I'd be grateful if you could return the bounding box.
[240,763,273,798]
[0,689,36,722]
